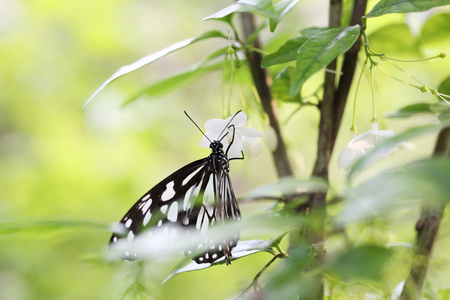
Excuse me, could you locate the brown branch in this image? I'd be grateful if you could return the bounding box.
[400,127,450,300]
[239,12,294,178]
[302,1,368,299]
[312,0,343,180]
[313,0,368,179]
[331,0,368,143]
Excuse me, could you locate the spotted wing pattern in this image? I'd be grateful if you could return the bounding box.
[110,141,241,264]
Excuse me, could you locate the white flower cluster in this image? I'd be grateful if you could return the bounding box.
[337,122,414,170]
[199,112,263,158]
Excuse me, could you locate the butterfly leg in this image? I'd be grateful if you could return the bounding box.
[229,151,244,161]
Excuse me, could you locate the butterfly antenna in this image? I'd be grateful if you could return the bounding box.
[184,111,212,143]
[217,110,242,141]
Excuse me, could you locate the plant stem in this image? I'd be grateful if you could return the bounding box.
[370,64,376,122]
[239,253,285,297]
[351,56,369,131]
[400,126,450,300]
[239,12,293,178]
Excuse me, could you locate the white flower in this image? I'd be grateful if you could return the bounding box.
[337,122,413,170]
[199,112,263,158]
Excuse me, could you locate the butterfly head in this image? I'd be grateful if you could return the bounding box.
[210,140,223,150]
[186,110,262,159]
[209,140,224,156]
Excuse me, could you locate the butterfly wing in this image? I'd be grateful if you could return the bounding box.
[110,156,241,264]
[212,165,241,264]
[190,156,241,264]
[110,158,208,259]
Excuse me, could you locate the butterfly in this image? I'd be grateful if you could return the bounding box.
[110,111,245,265]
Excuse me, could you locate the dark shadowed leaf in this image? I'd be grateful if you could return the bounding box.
[261,27,331,67]
[365,0,450,18]
[204,0,277,22]
[83,30,228,109]
[289,25,360,96]
[327,245,394,282]
[269,0,301,32]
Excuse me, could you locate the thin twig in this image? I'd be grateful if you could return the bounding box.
[237,253,286,299]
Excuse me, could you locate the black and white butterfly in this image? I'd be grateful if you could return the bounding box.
[110,111,244,265]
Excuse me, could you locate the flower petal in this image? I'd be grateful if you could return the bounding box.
[238,127,264,140]
[349,129,377,144]
[226,135,243,158]
[337,146,365,170]
[263,126,277,151]
[376,146,397,158]
[347,139,372,150]
[228,112,247,127]
[199,130,222,148]
[199,111,262,157]
[245,139,261,156]
[372,130,396,139]
[205,119,226,131]
[338,122,414,171]
[199,136,211,148]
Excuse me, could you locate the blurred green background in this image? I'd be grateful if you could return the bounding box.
[1,0,449,299]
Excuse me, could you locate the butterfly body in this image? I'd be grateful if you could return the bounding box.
[110,139,241,265]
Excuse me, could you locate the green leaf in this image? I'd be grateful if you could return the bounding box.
[418,13,450,48]
[368,23,420,56]
[83,30,228,109]
[0,217,110,237]
[264,231,290,248]
[269,0,301,32]
[163,239,276,283]
[437,77,450,121]
[365,0,450,18]
[348,123,445,179]
[264,243,317,300]
[262,37,307,67]
[272,66,302,102]
[289,25,360,96]
[385,103,434,118]
[327,245,394,282]
[438,75,450,97]
[124,60,224,105]
[245,176,328,199]
[246,20,270,44]
[261,27,330,68]
[385,102,449,118]
[340,158,450,222]
[204,0,277,22]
